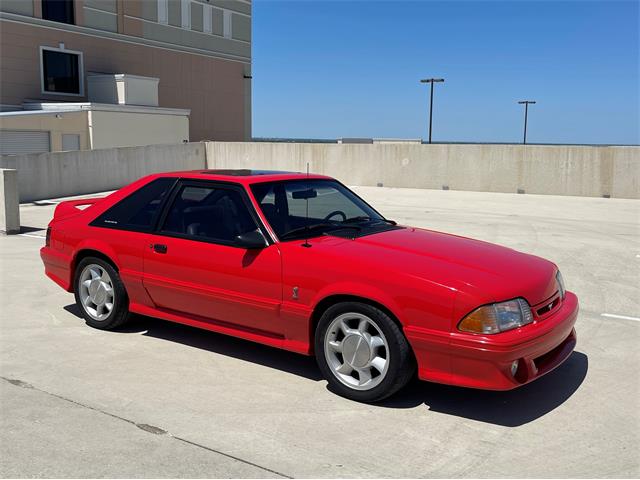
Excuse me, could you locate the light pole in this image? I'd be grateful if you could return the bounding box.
[518,100,536,144]
[420,78,445,143]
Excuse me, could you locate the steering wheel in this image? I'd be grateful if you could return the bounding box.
[323,210,347,222]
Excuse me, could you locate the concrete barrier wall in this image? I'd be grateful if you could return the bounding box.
[1,141,638,201]
[206,142,639,199]
[0,142,206,202]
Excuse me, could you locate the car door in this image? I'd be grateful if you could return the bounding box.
[87,177,178,307]
[142,180,284,335]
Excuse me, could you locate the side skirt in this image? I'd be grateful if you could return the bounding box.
[129,302,312,355]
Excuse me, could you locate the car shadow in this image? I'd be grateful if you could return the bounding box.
[64,304,588,427]
[20,226,46,234]
[63,304,323,381]
[373,350,588,426]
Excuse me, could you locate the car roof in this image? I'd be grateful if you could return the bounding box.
[153,169,333,185]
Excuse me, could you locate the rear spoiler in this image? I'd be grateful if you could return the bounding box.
[53,198,103,220]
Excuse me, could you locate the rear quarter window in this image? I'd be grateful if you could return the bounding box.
[90,178,176,231]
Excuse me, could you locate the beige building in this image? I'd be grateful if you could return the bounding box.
[0,101,190,153]
[0,0,251,153]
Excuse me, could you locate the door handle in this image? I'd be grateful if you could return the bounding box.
[153,244,167,254]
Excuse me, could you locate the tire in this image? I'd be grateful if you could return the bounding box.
[73,256,130,330]
[315,302,415,402]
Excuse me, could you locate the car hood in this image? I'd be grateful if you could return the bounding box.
[340,226,558,306]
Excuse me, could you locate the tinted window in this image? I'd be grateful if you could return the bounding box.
[42,49,81,94]
[161,185,257,244]
[285,182,364,220]
[92,178,175,231]
[42,0,75,24]
[251,180,383,239]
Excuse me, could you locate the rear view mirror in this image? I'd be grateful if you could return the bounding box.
[292,189,318,200]
[235,229,268,249]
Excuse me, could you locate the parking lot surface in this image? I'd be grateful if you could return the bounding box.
[1,186,638,478]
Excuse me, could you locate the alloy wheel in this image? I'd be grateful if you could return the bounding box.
[324,312,390,391]
[78,263,115,321]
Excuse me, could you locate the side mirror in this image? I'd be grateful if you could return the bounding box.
[235,229,268,249]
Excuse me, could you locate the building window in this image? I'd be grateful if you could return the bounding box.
[158,0,168,25]
[203,4,212,33]
[223,9,232,39]
[40,46,84,96]
[181,0,191,29]
[42,0,75,25]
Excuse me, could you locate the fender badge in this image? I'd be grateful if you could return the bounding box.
[292,287,299,300]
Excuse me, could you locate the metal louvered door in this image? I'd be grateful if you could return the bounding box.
[0,130,51,155]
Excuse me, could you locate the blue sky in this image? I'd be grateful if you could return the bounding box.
[252,0,639,144]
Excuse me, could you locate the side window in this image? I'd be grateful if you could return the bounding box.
[252,183,287,233]
[161,185,257,244]
[91,178,175,231]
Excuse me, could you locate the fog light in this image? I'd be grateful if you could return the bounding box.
[511,360,519,377]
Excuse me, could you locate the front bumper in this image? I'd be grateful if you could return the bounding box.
[408,291,579,390]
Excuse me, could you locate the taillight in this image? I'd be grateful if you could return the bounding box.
[45,227,51,247]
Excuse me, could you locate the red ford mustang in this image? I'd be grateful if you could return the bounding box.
[41,170,578,402]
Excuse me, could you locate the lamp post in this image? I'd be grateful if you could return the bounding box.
[420,78,445,143]
[518,100,536,144]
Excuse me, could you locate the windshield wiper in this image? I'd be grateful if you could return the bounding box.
[343,215,397,226]
[343,215,373,224]
[280,223,360,240]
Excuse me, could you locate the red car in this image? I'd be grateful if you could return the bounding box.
[41,170,578,402]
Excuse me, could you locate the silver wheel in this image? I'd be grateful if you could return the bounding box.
[324,312,390,391]
[78,263,115,321]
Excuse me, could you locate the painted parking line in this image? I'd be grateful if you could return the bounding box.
[601,313,640,322]
[18,233,45,239]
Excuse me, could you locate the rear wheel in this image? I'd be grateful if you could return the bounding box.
[74,256,130,330]
[315,302,415,402]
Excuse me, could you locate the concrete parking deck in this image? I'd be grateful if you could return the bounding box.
[1,187,638,477]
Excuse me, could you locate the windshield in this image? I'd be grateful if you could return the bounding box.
[251,179,386,241]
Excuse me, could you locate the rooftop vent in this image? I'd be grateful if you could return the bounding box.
[87,74,159,107]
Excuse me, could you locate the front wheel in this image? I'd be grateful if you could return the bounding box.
[73,256,130,330]
[315,302,415,402]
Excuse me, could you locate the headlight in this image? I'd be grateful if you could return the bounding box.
[458,298,534,334]
[556,270,566,299]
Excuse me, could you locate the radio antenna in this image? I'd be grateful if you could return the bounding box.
[302,162,311,248]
